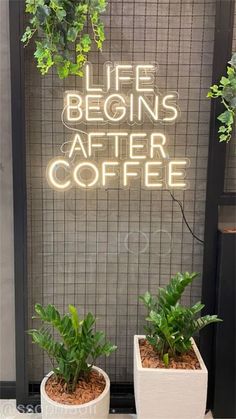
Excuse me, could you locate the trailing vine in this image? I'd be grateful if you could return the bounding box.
[22,0,107,79]
[208,53,236,142]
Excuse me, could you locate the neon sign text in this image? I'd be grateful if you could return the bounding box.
[46,63,189,191]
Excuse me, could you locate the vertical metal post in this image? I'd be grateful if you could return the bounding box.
[201,0,235,409]
[9,0,28,408]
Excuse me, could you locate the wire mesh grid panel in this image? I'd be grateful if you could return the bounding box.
[224,3,236,193]
[25,0,216,383]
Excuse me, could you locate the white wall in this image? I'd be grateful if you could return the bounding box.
[0,0,15,381]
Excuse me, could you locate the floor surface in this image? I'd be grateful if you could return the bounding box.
[0,400,213,418]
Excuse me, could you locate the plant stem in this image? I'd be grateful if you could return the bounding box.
[72,364,80,393]
[222,98,232,112]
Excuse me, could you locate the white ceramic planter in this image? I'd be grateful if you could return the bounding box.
[40,366,110,419]
[134,335,208,419]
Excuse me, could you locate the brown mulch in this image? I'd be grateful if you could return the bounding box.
[45,370,106,405]
[139,339,201,370]
[223,227,236,233]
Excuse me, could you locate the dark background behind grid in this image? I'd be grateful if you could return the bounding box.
[25,0,217,382]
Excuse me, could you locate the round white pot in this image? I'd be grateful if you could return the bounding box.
[40,366,110,419]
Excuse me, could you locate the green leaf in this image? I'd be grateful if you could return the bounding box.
[98,0,107,12]
[91,11,99,24]
[158,272,199,309]
[139,291,152,307]
[69,305,79,334]
[219,133,229,142]
[67,27,78,42]
[220,76,230,86]
[35,303,46,318]
[53,54,64,64]
[81,34,92,52]
[218,126,227,133]
[57,9,66,21]
[190,302,204,314]
[211,84,220,92]
[227,66,235,77]
[208,84,221,97]
[26,0,44,13]
[34,41,54,75]
[228,52,236,69]
[217,110,234,125]
[21,26,35,44]
[147,311,162,326]
[57,61,70,79]
[222,86,236,102]
[36,5,51,24]
[193,315,222,333]
[229,96,236,108]
[76,4,88,14]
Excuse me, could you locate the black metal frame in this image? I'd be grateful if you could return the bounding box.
[0,382,16,399]
[9,0,235,413]
[213,231,236,418]
[200,0,236,409]
[9,0,29,409]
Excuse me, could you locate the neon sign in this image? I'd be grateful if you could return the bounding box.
[46,63,189,191]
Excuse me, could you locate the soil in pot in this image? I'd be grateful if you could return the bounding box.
[139,339,201,370]
[45,370,106,405]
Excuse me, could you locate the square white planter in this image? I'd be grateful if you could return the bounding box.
[134,335,208,419]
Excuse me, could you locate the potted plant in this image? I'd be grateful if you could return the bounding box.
[134,272,221,419]
[29,303,116,418]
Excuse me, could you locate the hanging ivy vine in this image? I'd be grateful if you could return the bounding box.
[208,53,236,142]
[22,0,107,79]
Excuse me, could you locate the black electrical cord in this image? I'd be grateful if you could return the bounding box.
[105,187,205,245]
[166,190,204,245]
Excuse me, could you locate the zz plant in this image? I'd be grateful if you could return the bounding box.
[22,0,107,79]
[29,303,116,392]
[140,272,221,367]
[208,53,236,142]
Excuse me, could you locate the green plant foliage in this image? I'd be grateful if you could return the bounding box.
[29,304,116,392]
[140,272,222,366]
[208,53,236,142]
[22,0,107,79]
